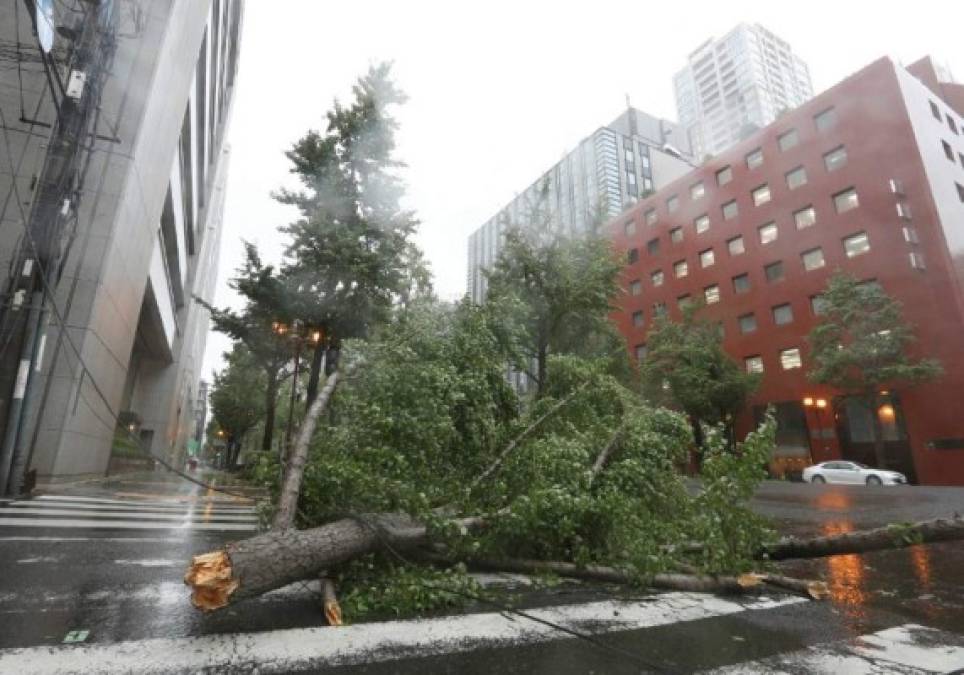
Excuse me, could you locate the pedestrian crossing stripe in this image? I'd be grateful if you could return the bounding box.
[0,495,258,532]
[706,623,964,673]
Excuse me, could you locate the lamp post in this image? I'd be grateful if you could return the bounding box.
[273,320,324,460]
[803,396,830,459]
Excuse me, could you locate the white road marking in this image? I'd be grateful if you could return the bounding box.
[34,495,255,510]
[0,517,256,531]
[707,623,964,674]
[0,593,806,673]
[0,537,187,543]
[111,559,177,567]
[12,501,256,515]
[15,556,61,564]
[0,507,257,522]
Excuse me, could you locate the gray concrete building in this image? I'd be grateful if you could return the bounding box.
[674,23,813,160]
[466,107,694,302]
[0,0,242,488]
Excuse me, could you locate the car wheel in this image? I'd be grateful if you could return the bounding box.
[811,475,825,484]
[866,475,882,486]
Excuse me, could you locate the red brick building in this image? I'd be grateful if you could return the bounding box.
[609,56,964,485]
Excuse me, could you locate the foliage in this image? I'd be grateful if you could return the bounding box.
[808,272,941,393]
[484,200,627,393]
[640,305,760,451]
[337,561,482,620]
[209,343,267,443]
[808,272,941,466]
[282,301,776,620]
[200,243,294,452]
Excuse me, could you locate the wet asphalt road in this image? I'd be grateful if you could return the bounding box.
[0,476,962,673]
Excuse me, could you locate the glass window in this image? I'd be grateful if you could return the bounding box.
[677,294,692,310]
[910,251,926,270]
[699,248,715,268]
[833,187,859,213]
[778,129,799,151]
[786,166,808,189]
[722,199,739,220]
[943,140,955,161]
[732,273,751,294]
[667,195,680,212]
[653,302,667,318]
[632,310,645,327]
[758,222,778,244]
[929,100,942,121]
[635,344,647,361]
[814,107,837,131]
[745,355,764,374]
[629,279,642,295]
[670,226,683,243]
[765,260,785,283]
[727,235,745,256]
[752,184,772,206]
[628,248,639,264]
[746,148,763,169]
[739,313,757,334]
[690,181,705,200]
[772,303,794,325]
[674,259,688,278]
[843,231,870,258]
[958,182,964,203]
[651,269,664,287]
[645,208,657,225]
[704,284,720,304]
[647,238,660,255]
[810,295,828,315]
[780,347,802,370]
[694,214,710,233]
[801,247,825,271]
[716,165,732,185]
[794,205,816,229]
[822,146,847,172]
[624,220,636,236]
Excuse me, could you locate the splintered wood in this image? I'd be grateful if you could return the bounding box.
[184,551,239,611]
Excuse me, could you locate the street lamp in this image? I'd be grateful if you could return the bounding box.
[273,319,325,459]
[803,396,830,458]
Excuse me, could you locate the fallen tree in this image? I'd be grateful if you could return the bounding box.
[187,304,960,621]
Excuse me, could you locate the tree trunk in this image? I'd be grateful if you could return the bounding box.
[304,343,325,413]
[761,514,964,561]
[273,372,339,530]
[184,513,485,611]
[261,372,279,453]
[536,340,547,398]
[689,415,704,468]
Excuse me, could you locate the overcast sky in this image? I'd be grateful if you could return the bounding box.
[202,0,962,380]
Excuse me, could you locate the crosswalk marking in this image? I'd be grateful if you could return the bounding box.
[34,494,255,510]
[0,593,805,673]
[707,623,964,674]
[0,494,259,532]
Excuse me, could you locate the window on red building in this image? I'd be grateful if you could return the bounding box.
[801,247,825,271]
[745,355,764,373]
[814,107,837,131]
[739,313,757,334]
[764,260,785,283]
[780,347,802,370]
[794,205,816,229]
[728,235,745,256]
[778,129,799,151]
[843,231,870,258]
[772,303,794,326]
[833,187,859,213]
[758,222,778,244]
[733,273,751,293]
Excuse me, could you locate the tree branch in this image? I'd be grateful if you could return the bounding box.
[588,422,626,485]
[467,381,590,493]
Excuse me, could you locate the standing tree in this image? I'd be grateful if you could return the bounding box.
[483,194,624,396]
[275,62,429,409]
[808,272,942,468]
[202,243,293,453]
[208,343,267,467]
[640,305,760,454]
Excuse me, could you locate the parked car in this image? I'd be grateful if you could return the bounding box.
[802,461,907,486]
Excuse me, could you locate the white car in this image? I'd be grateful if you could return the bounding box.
[802,461,907,486]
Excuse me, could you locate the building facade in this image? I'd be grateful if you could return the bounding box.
[611,56,964,486]
[0,0,242,488]
[674,23,813,160]
[467,108,694,302]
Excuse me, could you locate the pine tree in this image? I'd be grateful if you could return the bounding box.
[275,62,429,407]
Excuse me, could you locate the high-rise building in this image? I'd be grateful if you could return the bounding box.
[610,55,964,485]
[674,23,813,160]
[467,108,694,302]
[0,0,243,490]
